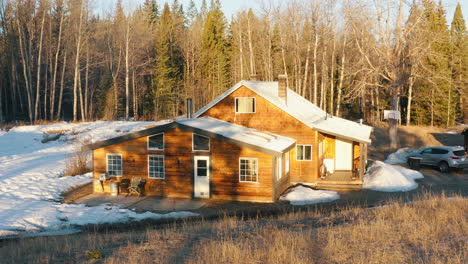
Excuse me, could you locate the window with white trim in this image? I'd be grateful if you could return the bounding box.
[235,97,256,113]
[277,156,282,181]
[107,154,122,177]
[296,145,312,161]
[148,155,164,179]
[193,134,210,151]
[285,151,290,174]
[240,158,258,182]
[148,133,164,150]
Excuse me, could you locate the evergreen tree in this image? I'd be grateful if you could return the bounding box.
[414,0,452,126]
[143,0,159,23]
[450,2,468,122]
[154,3,180,118]
[201,0,230,99]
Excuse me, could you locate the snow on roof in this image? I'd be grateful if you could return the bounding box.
[177,117,296,154]
[193,80,373,144]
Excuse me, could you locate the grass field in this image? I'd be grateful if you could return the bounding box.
[1,193,466,264]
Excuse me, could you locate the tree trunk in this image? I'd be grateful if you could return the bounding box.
[125,20,130,120]
[329,33,336,114]
[406,76,414,126]
[57,47,67,120]
[84,42,89,120]
[73,0,84,122]
[50,8,64,121]
[312,32,319,104]
[335,34,346,117]
[34,12,46,123]
[16,18,33,123]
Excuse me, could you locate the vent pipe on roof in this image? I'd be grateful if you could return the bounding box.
[187,98,193,119]
[278,74,287,104]
[250,74,257,81]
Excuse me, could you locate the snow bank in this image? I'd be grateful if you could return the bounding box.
[280,185,340,205]
[385,147,416,164]
[363,161,424,192]
[0,120,197,238]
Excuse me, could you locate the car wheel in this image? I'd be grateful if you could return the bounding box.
[438,161,449,173]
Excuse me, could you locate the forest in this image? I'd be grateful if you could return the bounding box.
[0,0,466,127]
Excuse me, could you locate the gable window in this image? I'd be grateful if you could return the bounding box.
[296,145,312,161]
[107,154,122,177]
[148,155,165,179]
[235,97,256,113]
[193,134,210,151]
[148,133,164,150]
[240,158,258,182]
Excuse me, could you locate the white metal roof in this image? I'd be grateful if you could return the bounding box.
[177,117,296,153]
[193,80,373,144]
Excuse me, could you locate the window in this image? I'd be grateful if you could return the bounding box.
[285,151,290,174]
[296,145,312,161]
[235,97,256,113]
[193,134,210,151]
[107,154,122,177]
[277,156,282,181]
[148,155,164,179]
[432,149,449,155]
[240,158,258,182]
[148,133,164,150]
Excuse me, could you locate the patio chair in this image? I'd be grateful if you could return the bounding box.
[127,177,142,196]
[120,179,131,194]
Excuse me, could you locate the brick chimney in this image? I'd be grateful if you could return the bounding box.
[278,74,287,103]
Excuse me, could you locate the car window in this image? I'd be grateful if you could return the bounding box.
[422,148,432,154]
[453,150,466,157]
[432,149,448,155]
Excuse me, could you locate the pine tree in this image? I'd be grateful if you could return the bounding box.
[153,3,181,119]
[450,2,468,123]
[201,0,230,99]
[143,0,159,23]
[414,0,452,126]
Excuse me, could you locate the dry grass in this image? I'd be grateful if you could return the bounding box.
[64,150,91,176]
[0,193,466,264]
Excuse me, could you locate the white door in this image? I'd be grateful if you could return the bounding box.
[335,139,353,171]
[194,156,210,198]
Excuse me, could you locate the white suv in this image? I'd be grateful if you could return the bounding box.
[408,146,467,173]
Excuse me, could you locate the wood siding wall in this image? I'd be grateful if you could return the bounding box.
[200,86,319,183]
[93,128,277,202]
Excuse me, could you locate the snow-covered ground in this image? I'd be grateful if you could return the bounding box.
[0,121,196,238]
[280,185,340,205]
[363,161,424,192]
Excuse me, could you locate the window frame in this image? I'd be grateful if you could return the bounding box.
[285,151,290,174]
[235,97,256,113]
[296,144,312,161]
[148,154,165,179]
[239,157,259,183]
[192,133,210,152]
[106,153,123,177]
[147,133,164,151]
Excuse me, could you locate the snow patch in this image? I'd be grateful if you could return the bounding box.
[0,121,196,238]
[363,161,423,192]
[280,185,340,205]
[384,147,426,164]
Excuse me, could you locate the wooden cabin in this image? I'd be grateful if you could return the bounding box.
[83,118,295,202]
[193,76,372,189]
[84,77,373,201]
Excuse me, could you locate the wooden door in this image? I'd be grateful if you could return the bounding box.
[194,156,210,198]
[335,139,353,171]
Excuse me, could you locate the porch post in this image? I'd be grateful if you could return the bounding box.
[359,143,367,180]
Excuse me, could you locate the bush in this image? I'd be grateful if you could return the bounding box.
[64,150,91,176]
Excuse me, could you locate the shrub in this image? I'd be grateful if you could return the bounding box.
[64,150,91,176]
